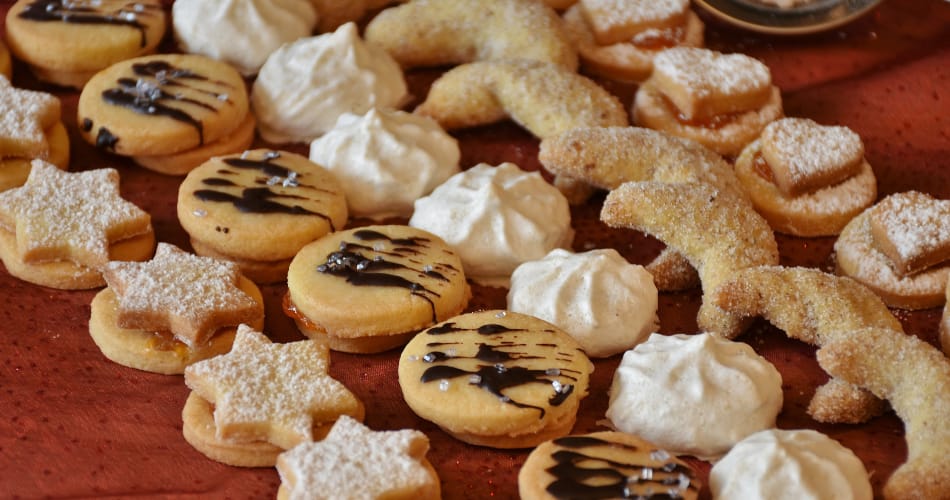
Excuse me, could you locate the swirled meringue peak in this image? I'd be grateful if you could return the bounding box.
[309,108,460,220]
[251,22,408,144]
[507,248,658,357]
[409,163,573,287]
[606,332,783,460]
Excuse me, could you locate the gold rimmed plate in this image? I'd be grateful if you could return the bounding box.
[693,0,885,35]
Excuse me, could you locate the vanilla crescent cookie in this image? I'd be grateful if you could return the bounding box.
[398,310,593,449]
[0,75,69,192]
[0,160,154,289]
[177,149,348,284]
[735,117,877,237]
[89,243,265,374]
[285,225,470,353]
[518,431,700,500]
[183,325,364,467]
[633,47,783,156]
[835,191,950,310]
[365,0,578,71]
[4,0,167,88]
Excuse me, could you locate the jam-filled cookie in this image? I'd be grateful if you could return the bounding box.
[4,0,166,88]
[398,310,593,449]
[77,54,253,175]
[177,149,348,284]
[285,225,470,353]
[0,76,69,192]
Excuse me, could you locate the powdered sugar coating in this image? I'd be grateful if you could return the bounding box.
[0,75,60,158]
[872,191,950,268]
[761,118,864,195]
[579,0,689,44]
[653,47,771,100]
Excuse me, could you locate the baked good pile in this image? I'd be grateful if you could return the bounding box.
[1,0,947,498]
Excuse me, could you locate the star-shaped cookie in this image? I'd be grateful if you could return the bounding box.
[0,160,151,267]
[0,75,60,159]
[104,243,262,346]
[276,415,438,500]
[184,325,363,449]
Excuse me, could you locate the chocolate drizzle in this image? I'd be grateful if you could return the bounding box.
[544,436,697,499]
[19,0,160,47]
[192,151,336,229]
[95,127,118,150]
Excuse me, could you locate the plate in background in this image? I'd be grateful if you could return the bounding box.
[693,0,885,34]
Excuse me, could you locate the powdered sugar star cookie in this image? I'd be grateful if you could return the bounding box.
[185,325,363,451]
[0,75,60,159]
[277,415,439,500]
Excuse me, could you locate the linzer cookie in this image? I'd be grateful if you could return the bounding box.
[88,243,265,374]
[398,310,593,449]
[518,431,700,500]
[4,0,166,88]
[0,75,69,192]
[633,47,783,156]
[734,117,877,237]
[835,191,950,309]
[77,54,253,175]
[183,325,364,467]
[0,160,154,289]
[177,149,348,284]
[285,225,470,353]
[276,415,439,500]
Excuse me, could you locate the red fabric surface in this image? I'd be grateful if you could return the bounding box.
[1,1,949,498]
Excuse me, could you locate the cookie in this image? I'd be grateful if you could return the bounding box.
[77,54,251,174]
[364,0,578,71]
[0,160,154,289]
[398,310,593,449]
[942,280,950,357]
[89,243,265,374]
[577,0,690,45]
[4,0,166,88]
[0,75,69,192]
[734,118,877,237]
[518,431,700,500]
[0,39,11,79]
[183,325,364,467]
[276,415,439,500]
[285,225,470,353]
[177,149,348,283]
[633,47,783,156]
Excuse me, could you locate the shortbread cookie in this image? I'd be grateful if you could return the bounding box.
[89,243,265,374]
[563,2,703,82]
[178,149,348,283]
[399,310,593,449]
[285,225,470,353]
[77,54,251,173]
[606,332,783,459]
[364,0,578,71]
[507,248,658,358]
[710,429,872,500]
[0,75,69,192]
[942,280,950,357]
[409,163,573,287]
[835,192,950,310]
[633,47,783,156]
[0,40,11,79]
[578,0,690,44]
[0,160,154,289]
[184,325,364,467]
[173,0,318,76]
[4,0,166,88]
[252,23,408,144]
[130,113,257,175]
[735,118,877,236]
[276,415,439,500]
[518,431,700,500]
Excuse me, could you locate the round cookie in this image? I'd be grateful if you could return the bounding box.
[77,54,250,158]
[0,39,11,80]
[132,113,257,176]
[178,149,348,283]
[398,310,593,449]
[181,391,284,467]
[518,431,700,500]
[4,0,167,89]
[285,225,470,353]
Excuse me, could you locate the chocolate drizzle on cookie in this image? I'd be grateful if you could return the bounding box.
[19,0,160,47]
[100,60,233,146]
[544,436,697,499]
[417,321,583,417]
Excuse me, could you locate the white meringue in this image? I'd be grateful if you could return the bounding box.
[172,0,318,76]
[710,429,872,500]
[409,163,573,287]
[507,248,657,357]
[251,22,409,144]
[606,332,783,459]
[309,108,460,220]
